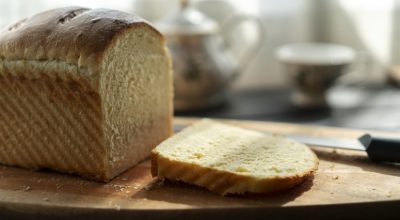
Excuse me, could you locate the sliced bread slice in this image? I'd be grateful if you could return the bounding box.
[151,119,319,195]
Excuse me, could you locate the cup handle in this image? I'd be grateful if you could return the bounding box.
[220,14,265,79]
[336,51,371,87]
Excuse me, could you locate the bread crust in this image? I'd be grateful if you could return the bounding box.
[151,151,319,196]
[0,6,163,91]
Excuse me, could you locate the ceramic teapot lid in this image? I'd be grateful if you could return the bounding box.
[156,0,218,35]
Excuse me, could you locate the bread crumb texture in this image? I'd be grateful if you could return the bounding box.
[152,119,319,195]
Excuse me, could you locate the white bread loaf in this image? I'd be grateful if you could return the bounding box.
[151,119,318,195]
[0,7,173,181]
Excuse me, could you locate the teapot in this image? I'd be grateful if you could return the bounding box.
[157,0,264,111]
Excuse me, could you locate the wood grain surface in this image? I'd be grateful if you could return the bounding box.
[0,117,399,220]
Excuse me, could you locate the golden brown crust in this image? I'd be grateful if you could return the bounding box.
[152,152,319,195]
[0,74,111,182]
[0,7,163,90]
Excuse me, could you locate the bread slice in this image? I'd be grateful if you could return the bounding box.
[0,7,173,181]
[151,119,319,195]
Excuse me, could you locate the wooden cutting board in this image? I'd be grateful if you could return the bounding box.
[0,117,399,220]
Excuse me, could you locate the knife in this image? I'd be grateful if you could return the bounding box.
[288,133,400,163]
[173,124,400,163]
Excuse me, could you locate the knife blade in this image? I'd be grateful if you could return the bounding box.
[288,133,400,163]
[173,124,400,163]
[286,134,366,151]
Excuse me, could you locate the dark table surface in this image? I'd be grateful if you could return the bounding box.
[175,85,400,131]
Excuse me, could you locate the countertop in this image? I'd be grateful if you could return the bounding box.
[175,85,400,131]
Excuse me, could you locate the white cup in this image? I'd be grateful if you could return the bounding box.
[276,42,365,108]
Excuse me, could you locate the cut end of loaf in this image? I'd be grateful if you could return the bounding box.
[151,119,319,195]
[100,24,173,180]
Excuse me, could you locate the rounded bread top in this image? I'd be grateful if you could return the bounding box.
[0,7,163,89]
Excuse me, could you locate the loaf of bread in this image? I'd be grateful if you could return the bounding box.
[0,7,173,181]
[151,119,318,195]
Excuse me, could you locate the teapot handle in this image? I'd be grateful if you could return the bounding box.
[220,14,265,79]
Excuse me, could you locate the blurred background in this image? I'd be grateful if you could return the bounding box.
[1,0,400,130]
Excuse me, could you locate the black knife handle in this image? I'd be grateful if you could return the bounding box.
[359,134,400,163]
